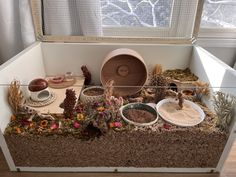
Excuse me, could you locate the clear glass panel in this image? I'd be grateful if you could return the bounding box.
[101,0,174,27]
[201,0,236,28]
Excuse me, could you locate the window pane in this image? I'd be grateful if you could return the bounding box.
[201,0,236,28]
[101,0,174,27]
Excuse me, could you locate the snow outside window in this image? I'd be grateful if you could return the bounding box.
[199,0,236,38]
[100,0,199,38]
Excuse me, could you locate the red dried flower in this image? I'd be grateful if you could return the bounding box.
[163,123,171,130]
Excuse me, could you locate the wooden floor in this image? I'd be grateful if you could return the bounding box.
[0,141,235,177]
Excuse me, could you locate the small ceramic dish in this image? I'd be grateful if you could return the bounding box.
[120,103,158,126]
[156,98,205,127]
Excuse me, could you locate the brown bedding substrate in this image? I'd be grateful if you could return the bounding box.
[5,129,227,167]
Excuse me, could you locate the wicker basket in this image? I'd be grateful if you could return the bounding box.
[80,86,104,104]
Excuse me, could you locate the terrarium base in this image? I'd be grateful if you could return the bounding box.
[5,129,227,168]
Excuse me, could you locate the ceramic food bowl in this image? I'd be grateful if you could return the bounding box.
[120,103,158,126]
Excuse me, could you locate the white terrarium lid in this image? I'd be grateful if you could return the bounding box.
[29,0,204,44]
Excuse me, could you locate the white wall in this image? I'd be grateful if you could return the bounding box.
[204,47,236,68]
[0,42,45,132]
[41,43,193,84]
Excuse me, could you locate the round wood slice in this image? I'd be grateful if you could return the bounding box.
[47,78,76,89]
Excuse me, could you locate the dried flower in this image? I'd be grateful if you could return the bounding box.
[77,113,85,121]
[40,120,48,127]
[73,122,80,129]
[50,123,58,130]
[29,122,34,128]
[97,106,105,112]
[20,119,30,126]
[114,122,122,127]
[163,123,171,130]
[10,115,16,121]
[14,127,21,134]
[110,122,122,128]
[37,127,43,133]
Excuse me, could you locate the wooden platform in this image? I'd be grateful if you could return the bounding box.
[31,76,84,114]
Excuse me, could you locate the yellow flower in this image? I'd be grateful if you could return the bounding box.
[77,113,85,120]
[97,106,105,112]
[11,115,16,121]
[40,120,48,127]
[29,122,34,128]
[14,127,21,134]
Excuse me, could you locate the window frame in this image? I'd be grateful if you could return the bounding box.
[198,0,236,45]
[30,0,203,44]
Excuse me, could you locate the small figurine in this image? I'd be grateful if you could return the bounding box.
[81,65,91,85]
[177,92,184,109]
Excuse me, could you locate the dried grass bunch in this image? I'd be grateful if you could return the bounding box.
[213,92,236,131]
[193,80,210,96]
[104,79,114,101]
[8,80,24,115]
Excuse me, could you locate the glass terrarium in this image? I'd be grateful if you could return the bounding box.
[0,0,235,173]
[0,44,235,172]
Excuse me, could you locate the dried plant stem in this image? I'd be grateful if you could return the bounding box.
[8,80,24,115]
[213,92,236,131]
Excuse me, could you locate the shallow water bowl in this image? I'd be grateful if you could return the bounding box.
[80,86,104,104]
[156,98,205,127]
[120,103,158,126]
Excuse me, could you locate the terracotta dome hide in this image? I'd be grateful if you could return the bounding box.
[100,48,148,96]
[28,78,48,92]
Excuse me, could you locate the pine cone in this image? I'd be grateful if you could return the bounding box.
[63,89,77,118]
[149,74,168,103]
